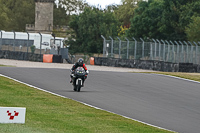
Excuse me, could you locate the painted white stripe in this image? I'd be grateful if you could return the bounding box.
[0,74,176,133]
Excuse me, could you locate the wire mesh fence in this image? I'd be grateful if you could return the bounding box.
[102,36,200,64]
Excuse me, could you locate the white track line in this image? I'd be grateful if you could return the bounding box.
[0,73,176,133]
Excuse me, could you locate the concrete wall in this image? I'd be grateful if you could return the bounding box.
[0,50,42,62]
[0,50,62,63]
[1,51,199,72]
[94,57,200,73]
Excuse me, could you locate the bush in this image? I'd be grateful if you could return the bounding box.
[30,45,35,54]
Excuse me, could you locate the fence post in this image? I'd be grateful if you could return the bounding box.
[150,40,153,60]
[132,37,137,60]
[165,40,170,62]
[174,41,180,63]
[198,42,200,64]
[26,32,29,60]
[188,41,193,63]
[39,32,42,59]
[156,39,161,60]
[140,38,144,59]
[170,41,175,63]
[152,39,156,60]
[183,41,189,63]
[161,40,165,61]
[0,30,2,50]
[109,36,114,57]
[117,37,121,59]
[125,37,129,59]
[13,31,16,52]
[179,41,184,63]
[193,41,198,64]
[51,33,56,46]
[101,35,106,57]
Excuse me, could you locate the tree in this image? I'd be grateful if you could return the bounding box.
[127,0,164,40]
[127,0,200,41]
[0,0,10,30]
[181,1,200,41]
[58,0,89,15]
[159,0,200,40]
[54,4,69,26]
[30,45,36,54]
[114,0,140,27]
[67,7,120,54]
[185,16,200,42]
[0,0,34,31]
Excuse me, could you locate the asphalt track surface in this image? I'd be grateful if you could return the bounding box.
[1,67,200,133]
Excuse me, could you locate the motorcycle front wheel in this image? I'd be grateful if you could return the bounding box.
[77,80,81,92]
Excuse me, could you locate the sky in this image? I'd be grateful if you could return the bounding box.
[55,0,122,9]
[85,0,122,9]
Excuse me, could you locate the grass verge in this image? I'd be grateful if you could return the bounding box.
[144,72,200,82]
[0,76,174,133]
[0,64,14,67]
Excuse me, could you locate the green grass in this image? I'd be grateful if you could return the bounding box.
[143,72,200,82]
[0,76,174,133]
[0,64,14,67]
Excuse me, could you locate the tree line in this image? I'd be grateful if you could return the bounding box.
[67,0,200,54]
[0,0,35,31]
[0,0,200,54]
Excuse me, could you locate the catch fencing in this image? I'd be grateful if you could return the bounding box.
[101,35,200,64]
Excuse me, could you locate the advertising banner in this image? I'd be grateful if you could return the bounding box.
[0,107,26,123]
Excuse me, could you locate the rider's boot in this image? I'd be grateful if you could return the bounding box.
[73,86,77,91]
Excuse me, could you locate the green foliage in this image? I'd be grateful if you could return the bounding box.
[67,7,120,54]
[118,25,129,38]
[159,0,200,40]
[126,0,200,41]
[185,16,200,42]
[53,4,70,26]
[58,0,89,15]
[181,1,200,41]
[0,0,35,31]
[1,0,199,43]
[0,1,10,30]
[127,0,164,40]
[114,0,140,26]
[30,45,35,54]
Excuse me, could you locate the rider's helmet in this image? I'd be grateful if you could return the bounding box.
[78,58,84,65]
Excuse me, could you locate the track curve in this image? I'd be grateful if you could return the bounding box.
[1,67,200,133]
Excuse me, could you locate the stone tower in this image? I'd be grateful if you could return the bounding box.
[34,0,54,33]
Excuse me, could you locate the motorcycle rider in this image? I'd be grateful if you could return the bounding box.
[70,58,89,84]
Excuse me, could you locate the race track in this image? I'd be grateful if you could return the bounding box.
[1,67,200,133]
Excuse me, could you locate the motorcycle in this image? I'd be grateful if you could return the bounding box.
[71,67,88,92]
